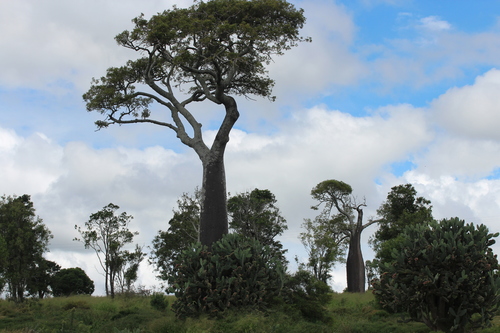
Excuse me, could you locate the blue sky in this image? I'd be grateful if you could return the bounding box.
[1,0,500,293]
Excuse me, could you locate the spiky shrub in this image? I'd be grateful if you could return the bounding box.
[372,217,500,332]
[168,233,286,318]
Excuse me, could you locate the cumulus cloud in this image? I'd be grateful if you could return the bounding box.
[431,68,500,140]
[0,0,191,91]
[268,1,366,99]
[3,69,500,292]
[0,128,63,195]
[225,104,433,241]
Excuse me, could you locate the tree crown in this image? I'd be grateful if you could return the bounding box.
[83,0,309,129]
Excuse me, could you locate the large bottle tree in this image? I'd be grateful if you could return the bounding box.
[310,180,380,293]
[83,0,309,246]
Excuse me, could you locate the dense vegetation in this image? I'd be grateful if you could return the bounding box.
[373,218,500,332]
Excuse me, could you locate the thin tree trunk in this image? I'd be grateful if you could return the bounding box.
[346,227,365,292]
[199,155,228,247]
[105,270,109,297]
[110,272,115,299]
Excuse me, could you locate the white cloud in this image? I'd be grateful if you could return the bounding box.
[431,68,500,140]
[0,0,191,91]
[226,104,433,242]
[0,128,63,195]
[419,16,452,31]
[268,1,366,98]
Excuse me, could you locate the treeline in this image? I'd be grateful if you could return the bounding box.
[0,195,94,302]
[0,197,146,301]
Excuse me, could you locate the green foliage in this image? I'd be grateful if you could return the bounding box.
[0,194,53,302]
[116,244,146,294]
[283,269,333,322]
[150,292,169,312]
[228,188,288,265]
[4,292,499,332]
[168,233,286,318]
[84,0,309,121]
[228,188,287,246]
[26,258,61,298]
[74,203,140,298]
[299,214,347,283]
[371,184,433,270]
[311,180,353,201]
[151,189,201,281]
[52,267,95,297]
[372,218,500,332]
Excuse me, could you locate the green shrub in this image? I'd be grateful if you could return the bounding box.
[372,217,500,332]
[168,233,286,318]
[150,292,169,311]
[283,270,332,322]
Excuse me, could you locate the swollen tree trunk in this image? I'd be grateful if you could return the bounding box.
[346,226,365,293]
[199,155,228,246]
[196,96,238,247]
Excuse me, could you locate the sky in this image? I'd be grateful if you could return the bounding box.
[1,0,500,294]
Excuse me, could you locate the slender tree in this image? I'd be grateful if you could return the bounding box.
[0,194,52,301]
[83,0,309,247]
[151,189,201,281]
[115,244,146,293]
[299,214,347,284]
[228,188,288,264]
[74,203,137,298]
[370,184,433,270]
[310,180,380,293]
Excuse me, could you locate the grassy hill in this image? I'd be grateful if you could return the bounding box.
[1,292,499,333]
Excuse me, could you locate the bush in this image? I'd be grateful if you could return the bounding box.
[168,233,286,318]
[372,217,500,332]
[51,267,95,297]
[150,292,169,311]
[282,269,332,322]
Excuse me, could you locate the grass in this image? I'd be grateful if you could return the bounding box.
[0,292,499,333]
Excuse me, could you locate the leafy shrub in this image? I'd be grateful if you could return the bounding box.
[168,233,286,318]
[372,217,500,332]
[150,292,169,311]
[282,270,332,322]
